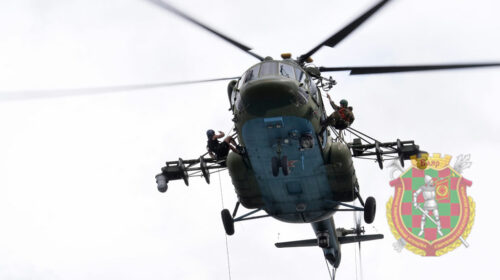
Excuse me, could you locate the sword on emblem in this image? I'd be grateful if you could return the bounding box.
[414,205,469,248]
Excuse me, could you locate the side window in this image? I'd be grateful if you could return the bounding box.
[243,65,260,84]
[235,90,243,111]
[309,78,319,102]
[233,78,243,110]
[231,87,239,106]
[236,78,244,90]
[295,68,306,84]
[279,63,295,79]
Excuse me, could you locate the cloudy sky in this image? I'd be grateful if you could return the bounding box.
[0,0,499,279]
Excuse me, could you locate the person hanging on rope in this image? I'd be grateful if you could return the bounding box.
[320,94,355,134]
[206,129,242,160]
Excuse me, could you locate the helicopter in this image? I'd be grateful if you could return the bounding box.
[149,0,500,278]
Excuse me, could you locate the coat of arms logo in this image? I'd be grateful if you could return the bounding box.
[387,153,474,256]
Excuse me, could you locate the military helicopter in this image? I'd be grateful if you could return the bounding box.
[148,0,500,278]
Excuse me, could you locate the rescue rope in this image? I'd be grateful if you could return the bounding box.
[210,169,226,175]
[347,127,379,143]
[329,127,347,145]
[218,172,233,280]
[354,244,358,280]
[226,125,234,137]
[345,128,371,144]
[324,259,333,279]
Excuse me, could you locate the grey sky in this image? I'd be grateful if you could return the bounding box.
[0,0,499,279]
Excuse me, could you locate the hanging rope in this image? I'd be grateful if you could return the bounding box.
[345,128,371,144]
[218,172,233,280]
[330,127,347,145]
[226,125,234,138]
[324,259,333,280]
[348,127,380,143]
[354,245,359,280]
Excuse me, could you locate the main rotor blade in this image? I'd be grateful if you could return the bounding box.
[0,76,239,101]
[298,0,391,63]
[146,0,264,61]
[319,63,500,75]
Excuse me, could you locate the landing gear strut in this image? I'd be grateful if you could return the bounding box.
[353,185,376,224]
[221,204,269,236]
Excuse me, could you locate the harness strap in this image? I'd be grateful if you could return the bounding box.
[338,108,346,119]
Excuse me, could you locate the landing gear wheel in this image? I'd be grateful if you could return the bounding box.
[281,155,289,176]
[364,196,376,224]
[221,209,235,235]
[271,156,279,177]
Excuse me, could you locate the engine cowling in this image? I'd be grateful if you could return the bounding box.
[324,142,358,202]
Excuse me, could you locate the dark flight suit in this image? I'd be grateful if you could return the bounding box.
[207,138,230,159]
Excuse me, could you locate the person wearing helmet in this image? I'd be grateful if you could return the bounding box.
[320,94,355,133]
[206,129,241,160]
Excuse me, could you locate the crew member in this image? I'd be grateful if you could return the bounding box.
[320,94,355,133]
[206,129,241,159]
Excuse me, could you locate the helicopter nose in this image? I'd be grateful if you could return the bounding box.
[240,79,304,115]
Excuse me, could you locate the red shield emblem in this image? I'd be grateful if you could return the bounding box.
[387,154,474,256]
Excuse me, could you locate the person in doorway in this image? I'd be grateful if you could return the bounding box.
[206,129,241,159]
[320,94,355,134]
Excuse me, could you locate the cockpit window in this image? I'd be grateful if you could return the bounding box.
[230,85,238,106]
[235,89,243,111]
[243,65,260,83]
[279,63,295,79]
[259,62,277,77]
[238,62,309,89]
[309,78,319,102]
[295,68,306,83]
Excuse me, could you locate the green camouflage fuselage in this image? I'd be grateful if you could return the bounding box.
[226,59,359,224]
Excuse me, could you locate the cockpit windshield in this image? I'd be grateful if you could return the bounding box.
[243,65,260,83]
[259,62,277,77]
[238,61,308,88]
[279,63,295,79]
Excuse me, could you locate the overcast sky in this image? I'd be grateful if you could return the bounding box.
[0,0,499,279]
